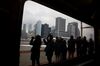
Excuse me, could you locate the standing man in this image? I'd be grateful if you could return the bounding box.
[30,35,41,66]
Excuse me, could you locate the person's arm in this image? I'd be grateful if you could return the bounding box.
[30,39,33,45]
[43,39,47,45]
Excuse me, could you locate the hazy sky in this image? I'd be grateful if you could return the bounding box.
[22,1,81,31]
[22,0,94,40]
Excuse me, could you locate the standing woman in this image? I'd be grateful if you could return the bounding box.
[88,38,95,55]
[54,37,61,63]
[68,36,75,59]
[44,34,54,64]
[30,35,41,66]
[30,36,34,45]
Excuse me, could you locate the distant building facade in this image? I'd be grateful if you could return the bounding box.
[21,24,27,39]
[51,26,56,37]
[41,24,51,38]
[55,17,66,37]
[67,22,80,39]
[28,24,32,33]
[23,24,26,33]
[35,20,42,36]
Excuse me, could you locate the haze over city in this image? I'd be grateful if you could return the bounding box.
[21,0,94,40]
[22,1,81,31]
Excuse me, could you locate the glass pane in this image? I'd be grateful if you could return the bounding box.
[20,1,95,66]
[82,22,94,41]
[82,22,92,27]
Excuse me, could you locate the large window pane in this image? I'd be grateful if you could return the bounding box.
[20,1,95,66]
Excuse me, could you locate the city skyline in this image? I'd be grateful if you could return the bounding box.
[21,0,94,40]
[22,1,81,32]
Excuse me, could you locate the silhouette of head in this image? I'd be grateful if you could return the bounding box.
[47,34,53,41]
[77,36,81,39]
[35,35,41,40]
[70,35,73,39]
[83,36,86,40]
[89,38,93,42]
[31,36,34,39]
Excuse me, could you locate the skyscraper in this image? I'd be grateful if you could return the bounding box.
[28,24,32,33]
[55,17,66,37]
[51,26,56,37]
[41,24,51,38]
[35,20,42,36]
[21,24,27,39]
[23,24,26,33]
[67,22,80,39]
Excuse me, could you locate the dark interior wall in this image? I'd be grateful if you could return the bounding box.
[95,28,100,65]
[0,0,25,66]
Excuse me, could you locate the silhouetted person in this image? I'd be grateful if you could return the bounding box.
[43,38,47,45]
[81,36,88,56]
[30,35,41,66]
[68,36,75,59]
[76,36,82,57]
[30,36,35,45]
[54,37,66,62]
[54,37,61,63]
[30,36,34,62]
[44,34,54,64]
[60,38,67,61]
[88,38,95,55]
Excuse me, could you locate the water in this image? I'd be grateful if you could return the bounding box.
[20,45,46,48]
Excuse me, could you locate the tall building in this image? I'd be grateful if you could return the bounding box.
[35,20,42,36]
[51,26,56,37]
[28,24,32,33]
[41,24,51,38]
[21,24,27,39]
[23,24,26,33]
[55,17,66,37]
[67,22,80,39]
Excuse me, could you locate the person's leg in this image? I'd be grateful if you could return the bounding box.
[47,55,52,64]
[69,51,72,59]
[68,50,70,59]
[72,51,74,59]
[36,55,40,66]
[68,52,70,59]
[77,49,79,57]
[55,55,58,63]
[63,52,66,61]
[32,60,35,66]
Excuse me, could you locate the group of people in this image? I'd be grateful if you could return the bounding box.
[75,36,95,57]
[29,34,95,66]
[68,36,95,59]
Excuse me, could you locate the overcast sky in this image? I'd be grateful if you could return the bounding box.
[22,0,94,40]
[22,1,81,31]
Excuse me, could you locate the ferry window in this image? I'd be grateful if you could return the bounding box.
[20,1,95,66]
